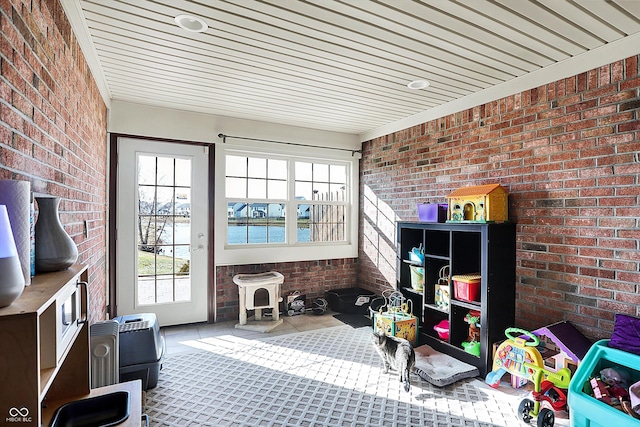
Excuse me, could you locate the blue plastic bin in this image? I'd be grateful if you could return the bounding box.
[568,339,640,427]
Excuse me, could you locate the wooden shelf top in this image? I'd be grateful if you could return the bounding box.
[0,264,87,317]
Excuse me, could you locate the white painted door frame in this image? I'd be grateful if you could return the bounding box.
[116,137,209,326]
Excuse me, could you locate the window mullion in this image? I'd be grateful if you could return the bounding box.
[287,159,297,244]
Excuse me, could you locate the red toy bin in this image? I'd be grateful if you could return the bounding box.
[452,274,481,302]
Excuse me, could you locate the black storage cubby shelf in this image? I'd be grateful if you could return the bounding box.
[397,221,516,377]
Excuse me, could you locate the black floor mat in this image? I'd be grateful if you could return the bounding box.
[333,313,372,329]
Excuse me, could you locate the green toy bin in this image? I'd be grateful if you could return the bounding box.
[568,339,640,427]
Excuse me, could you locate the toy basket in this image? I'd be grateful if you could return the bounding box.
[410,265,424,291]
[434,265,450,311]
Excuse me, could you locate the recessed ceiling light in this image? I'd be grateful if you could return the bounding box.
[407,79,430,90]
[174,14,208,33]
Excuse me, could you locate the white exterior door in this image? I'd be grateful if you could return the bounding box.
[116,137,209,326]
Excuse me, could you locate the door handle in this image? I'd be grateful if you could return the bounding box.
[77,281,88,324]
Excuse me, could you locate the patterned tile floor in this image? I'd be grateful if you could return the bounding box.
[161,312,346,355]
[155,314,571,427]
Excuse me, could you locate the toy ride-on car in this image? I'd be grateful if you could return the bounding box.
[486,328,571,427]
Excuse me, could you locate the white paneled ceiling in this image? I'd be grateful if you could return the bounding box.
[64,0,640,140]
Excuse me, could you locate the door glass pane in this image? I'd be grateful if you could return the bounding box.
[173,221,190,245]
[156,157,174,186]
[175,158,191,186]
[138,156,156,185]
[136,155,192,305]
[156,187,174,215]
[159,219,174,245]
[139,187,155,214]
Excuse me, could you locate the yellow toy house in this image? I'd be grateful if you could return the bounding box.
[447,183,509,223]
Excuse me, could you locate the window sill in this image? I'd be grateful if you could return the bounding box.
[215,243,358,266]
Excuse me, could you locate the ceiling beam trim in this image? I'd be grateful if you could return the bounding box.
[359,31,640,142]
[60,0,111,107]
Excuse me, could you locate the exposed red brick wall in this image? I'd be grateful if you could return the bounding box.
[0,1,107,323]
[359,56,640,341]
[215,259,357,321]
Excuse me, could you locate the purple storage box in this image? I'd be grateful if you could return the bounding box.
[417,203,448,222]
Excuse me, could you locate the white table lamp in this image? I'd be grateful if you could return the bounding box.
[0,204,25,307]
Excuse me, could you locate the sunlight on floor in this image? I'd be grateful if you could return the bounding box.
[169,330,570,427]
[180,333,415,401]
[158,320,571,426]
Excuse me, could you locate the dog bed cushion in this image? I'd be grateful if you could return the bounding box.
[413,344,479,387]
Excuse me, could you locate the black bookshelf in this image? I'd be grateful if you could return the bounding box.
[397,221,516,377]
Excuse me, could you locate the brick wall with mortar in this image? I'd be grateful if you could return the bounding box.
[359,55,640,341]
[216,258,357,321]
[0,0,107,323]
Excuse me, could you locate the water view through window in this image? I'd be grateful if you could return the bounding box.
[226,154,347,245]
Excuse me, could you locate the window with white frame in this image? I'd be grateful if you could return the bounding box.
[294,161,347,243]
[226,155,288,245]
[217,144,359,265]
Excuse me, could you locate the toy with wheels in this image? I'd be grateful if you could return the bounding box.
[485,328,571,427]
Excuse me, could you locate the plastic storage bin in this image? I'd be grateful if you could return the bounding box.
[568,339,640,427]
[417,203,448,223]
[433,319,449,341]
[409,265,424,291]
[452,274,481,302]
[114,313,165,390]
[325,287,377,314]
